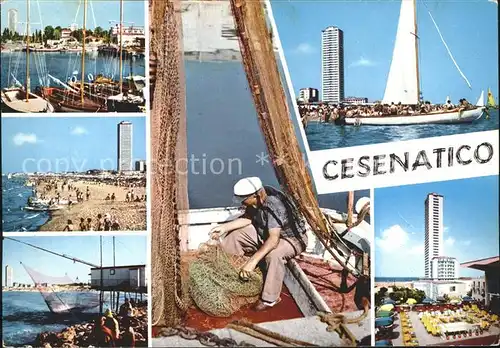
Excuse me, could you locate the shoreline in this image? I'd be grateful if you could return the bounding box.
[27,176,146,232]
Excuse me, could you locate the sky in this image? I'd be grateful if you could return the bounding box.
[271,0,499,103]
[1,117,146,173]
[375,175,499,278]
[2,235,147,286]
[1,0,145,31]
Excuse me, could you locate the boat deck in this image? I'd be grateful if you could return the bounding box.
[2,89,52,112]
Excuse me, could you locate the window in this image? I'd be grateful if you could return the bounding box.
[110,269,115,275]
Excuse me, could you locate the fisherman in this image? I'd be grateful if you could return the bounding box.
[120,312,136,347]
[103,308,120,345]
[209,177,308,311]
[119,298,133,317]
[79,217,86,231]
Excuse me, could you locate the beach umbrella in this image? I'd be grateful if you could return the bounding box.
[422,298,434,304]
[380,304,395,311]
[450,299,461,304]
[383,298,396,305]
[376,310,394,318]
[375,317,394,328]
[375,340,393,347]
[407,298,417,305]
[462,296,474,302]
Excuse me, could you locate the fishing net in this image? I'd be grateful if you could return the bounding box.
[188,242,263,317]
[150,0,190,327]
[229,0,364,278]
[22,263,102,314]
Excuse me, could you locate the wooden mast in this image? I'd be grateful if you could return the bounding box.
[413,0,421,103]
[119,0,124,94]
[80,0,87,105]
[25,0,30,102]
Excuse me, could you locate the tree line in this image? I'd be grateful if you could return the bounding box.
[1,25,113,44]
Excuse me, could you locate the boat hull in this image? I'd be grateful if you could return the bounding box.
[344,108,484,126]
[1,88,55,113]
[40,87,108,113]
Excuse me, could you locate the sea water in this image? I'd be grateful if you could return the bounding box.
[2,290,134,346]
[305,110,499,150]
[0,52,146,90]
[1,176,49,232]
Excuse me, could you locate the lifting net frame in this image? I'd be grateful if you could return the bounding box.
[22,263,102,314]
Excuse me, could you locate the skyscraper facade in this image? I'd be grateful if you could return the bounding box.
[117,121,133,172]
[321,26,344,104]
[5,265,13,288]
[424,193,444,279]
[8,9,18,32]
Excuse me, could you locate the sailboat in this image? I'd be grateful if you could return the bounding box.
[487,88,498,109]
[106,0,146,112]
[344,0,485,126]
[0,0,54,113]
[39,0,108,112]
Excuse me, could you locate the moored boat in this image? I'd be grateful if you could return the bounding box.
[1,87,55,113]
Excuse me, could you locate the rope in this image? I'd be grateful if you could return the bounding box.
[227,320,318,347]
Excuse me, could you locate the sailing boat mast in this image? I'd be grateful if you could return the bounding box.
[413,0,421,102]
[119,0,124,94]
[25,0,30,102]
[80,0,88,105]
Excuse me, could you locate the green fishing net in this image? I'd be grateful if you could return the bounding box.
[188,242,263,317]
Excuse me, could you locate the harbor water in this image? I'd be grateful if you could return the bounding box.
[1,52,146,90]
[305,110,499,150]
[185,60,369,211]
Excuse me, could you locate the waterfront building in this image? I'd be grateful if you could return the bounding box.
[431,256,459,280]
[8,9,18,33]
[299,88,319,103]
[117,121,133,172]
[344,96,369,105]
[424,193,444,278]
[321,26,344,104]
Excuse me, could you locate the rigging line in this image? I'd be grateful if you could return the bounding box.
[74,0,82,26]
[422,0,472,89]
[90,0,98,29]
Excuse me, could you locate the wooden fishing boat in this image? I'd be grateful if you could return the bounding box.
[40,86,108,112]
[0,0,54,113]
[1,87,54,113]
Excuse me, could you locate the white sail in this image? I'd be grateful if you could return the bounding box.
[476,90,485,107]
[383,0,420,105]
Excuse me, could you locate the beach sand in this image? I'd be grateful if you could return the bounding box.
[36,179,146,231]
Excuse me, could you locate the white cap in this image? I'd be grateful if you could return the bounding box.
[355,197,370,214]
[233,177,263,197]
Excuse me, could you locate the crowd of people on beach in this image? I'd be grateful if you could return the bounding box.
[64,213,122,232]
[298,98,478,125]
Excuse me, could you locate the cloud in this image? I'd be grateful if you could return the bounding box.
[376,224,411,252]
[445,237,456,247]
[376,224,424,277]
[460,240,471,246]
[13,133,38,146]
[71,126,88,135]
[349,57,377,68]
[444,226,450,233]
[293,43,314,55]
[488,0,497,5]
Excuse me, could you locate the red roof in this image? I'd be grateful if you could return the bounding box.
[461,256,500,271]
